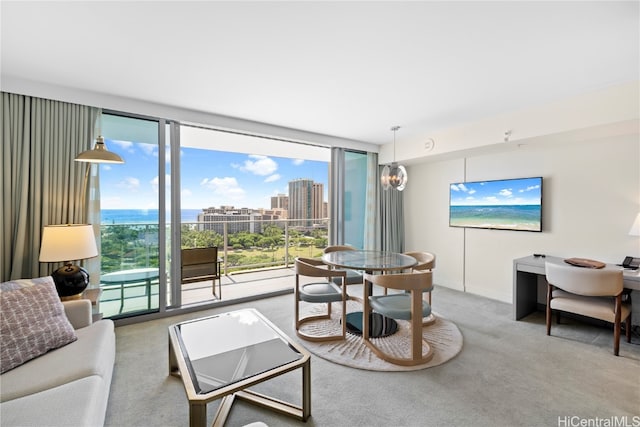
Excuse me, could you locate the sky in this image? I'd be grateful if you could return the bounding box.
[98,139,329,210]
[450,177,542,206]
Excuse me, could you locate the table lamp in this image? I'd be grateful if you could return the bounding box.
[39,224,99,299]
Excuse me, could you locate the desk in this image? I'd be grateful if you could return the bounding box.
[513,255,640,320]
[101,267,159,314]
[322,250,417,336]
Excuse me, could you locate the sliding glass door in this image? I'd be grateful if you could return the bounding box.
[98,113,166,318]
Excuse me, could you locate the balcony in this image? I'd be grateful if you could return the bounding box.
[98,218,328,318]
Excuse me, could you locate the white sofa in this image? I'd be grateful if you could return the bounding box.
[0,298,115,427]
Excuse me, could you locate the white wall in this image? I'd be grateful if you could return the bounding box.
[405,133,640,303]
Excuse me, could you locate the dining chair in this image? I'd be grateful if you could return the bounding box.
[404,251,436,304]
[294,257,348,342]
[362,270,434,366]
[181,247,222,299]
[545,261,631,356]
[323,245,363,285]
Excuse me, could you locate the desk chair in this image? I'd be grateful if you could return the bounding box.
[295,257,348,342]
[363,271,434,366]
[181,247,222,300]
[545,261,631,356]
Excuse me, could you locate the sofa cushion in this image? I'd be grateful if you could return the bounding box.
[0,277,77,374]
[0,319,115,402]
[0,375,108,427]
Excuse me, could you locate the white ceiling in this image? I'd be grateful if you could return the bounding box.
[1,1,638,146]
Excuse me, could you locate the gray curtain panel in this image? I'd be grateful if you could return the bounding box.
[1,92,99,281]
[329,147,345,245]
[379,165,404,253]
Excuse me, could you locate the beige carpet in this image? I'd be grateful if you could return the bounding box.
[297,299,463,371]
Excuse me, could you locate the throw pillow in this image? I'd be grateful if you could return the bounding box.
[0,276,77,374]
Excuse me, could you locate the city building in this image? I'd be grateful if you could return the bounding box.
[197,206,266,234]
[270,194,288,212]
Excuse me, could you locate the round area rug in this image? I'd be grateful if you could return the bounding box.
[297,300,463,371]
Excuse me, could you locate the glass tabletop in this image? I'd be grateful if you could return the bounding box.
[174,309,303,394]
[321,250,417,272]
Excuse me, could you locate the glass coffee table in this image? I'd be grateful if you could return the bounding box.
[169,308,311,427]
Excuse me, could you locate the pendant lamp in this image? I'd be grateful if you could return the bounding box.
[381,126,408,191]
[75,136,124,164]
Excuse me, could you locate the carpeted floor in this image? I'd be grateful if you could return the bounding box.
[105,286,640,427]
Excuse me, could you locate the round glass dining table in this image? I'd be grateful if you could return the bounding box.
[321,250,417,337]
[321,250,417,273]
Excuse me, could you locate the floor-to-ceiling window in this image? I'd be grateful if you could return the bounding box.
[176,125,330,307]
[98,113,166,318]
[344,151,368,249]
[95,114,332,316]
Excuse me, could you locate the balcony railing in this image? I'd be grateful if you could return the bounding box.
[98,218,329,317]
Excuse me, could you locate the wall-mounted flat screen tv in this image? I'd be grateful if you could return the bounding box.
[449,177,543,232]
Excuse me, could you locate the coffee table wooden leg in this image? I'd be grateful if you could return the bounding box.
[212,395,235,427]
[234,358,311,422]
[189,402,207,427]
[168,334,179,377]
[302,357,311,421]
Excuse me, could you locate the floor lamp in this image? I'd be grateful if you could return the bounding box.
[73,135,125,292]
[75,134,125,208]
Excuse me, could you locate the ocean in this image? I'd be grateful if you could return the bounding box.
[101,209,202,224]
[449,205,541,231]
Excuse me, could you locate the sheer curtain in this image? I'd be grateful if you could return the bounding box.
[379,165,405,252]
[363,152,380,250]
[1,92,99,281]
[329,148,384,251]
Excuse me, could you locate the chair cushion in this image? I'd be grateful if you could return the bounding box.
[369,294,431,321]
[331,269,362,285]
[551,289,631,323]
[0,277,77,374]
[300,282,343,303]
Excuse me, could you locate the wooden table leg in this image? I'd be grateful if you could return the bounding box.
[189,402,207,427]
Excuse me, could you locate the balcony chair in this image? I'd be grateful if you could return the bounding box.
[323,245,363,286]
[362,270,434,366]
[545,261,631,356]
[181,247,222,300]
[294,257,347,342]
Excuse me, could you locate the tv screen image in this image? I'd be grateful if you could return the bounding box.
[449,177,542,232]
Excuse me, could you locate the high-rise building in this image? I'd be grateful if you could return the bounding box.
[312,182,324,220]
[288,179,313,226]
[270,193,288,211]
[197,206,284,234]
[288,179,326,226]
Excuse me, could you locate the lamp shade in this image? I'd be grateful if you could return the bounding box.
[74,136,124,164]
[630,213,640,236]
[39,224,98,262]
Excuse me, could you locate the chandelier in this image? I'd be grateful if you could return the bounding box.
[380,126,408,191]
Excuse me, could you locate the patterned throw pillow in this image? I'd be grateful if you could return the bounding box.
[0,277,77,374]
